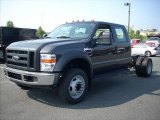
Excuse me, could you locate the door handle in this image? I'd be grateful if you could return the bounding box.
[117,48,125,51]
[116,48,125,54]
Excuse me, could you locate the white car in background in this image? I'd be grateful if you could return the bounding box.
[145,37,160,47]
[131,43,160,57]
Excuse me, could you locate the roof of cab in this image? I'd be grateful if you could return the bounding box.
[66,21,124,26]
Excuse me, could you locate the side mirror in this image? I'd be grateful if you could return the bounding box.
[43,33,47,38]
[92,36,98,46]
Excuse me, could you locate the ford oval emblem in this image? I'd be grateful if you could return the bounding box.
[12,56,19,61]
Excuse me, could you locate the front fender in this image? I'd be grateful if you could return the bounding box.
[54,50,92,72]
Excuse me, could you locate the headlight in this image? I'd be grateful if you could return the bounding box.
[40,54,56,72]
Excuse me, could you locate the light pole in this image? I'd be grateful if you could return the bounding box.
[124,3,131,33]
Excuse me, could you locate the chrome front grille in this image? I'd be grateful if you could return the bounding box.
[6,50,35,70]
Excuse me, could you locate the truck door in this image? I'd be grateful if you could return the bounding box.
[91,24,117,74]
[113,25,131,68]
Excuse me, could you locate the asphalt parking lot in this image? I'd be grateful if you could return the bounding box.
[0,57,160,120]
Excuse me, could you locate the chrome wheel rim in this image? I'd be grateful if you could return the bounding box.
[68,75,85,99]
[147,61,152,74]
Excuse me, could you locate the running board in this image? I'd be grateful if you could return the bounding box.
[93,68,129,81]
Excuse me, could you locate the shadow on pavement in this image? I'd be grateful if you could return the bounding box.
[27,71,160,109]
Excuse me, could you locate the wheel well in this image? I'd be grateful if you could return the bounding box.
[145,51,151,54]
[62,58,92,89]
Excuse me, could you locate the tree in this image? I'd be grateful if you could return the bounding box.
[128,27,135,39]
[156,32,160,36]
[125,26,147,41]
[135,30,140,39]
[6,20,14,27]
[36,26,46,38]
[148,32,155,36]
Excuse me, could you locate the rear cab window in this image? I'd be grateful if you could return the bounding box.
[114,26,128,42]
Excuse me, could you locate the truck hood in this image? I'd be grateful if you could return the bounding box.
[6,38,85,51]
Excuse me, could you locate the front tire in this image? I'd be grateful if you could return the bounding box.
[58,68,88,104]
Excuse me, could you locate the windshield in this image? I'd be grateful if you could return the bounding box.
[47,23,95,39]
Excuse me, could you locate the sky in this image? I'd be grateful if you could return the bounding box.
[0,0,160,32]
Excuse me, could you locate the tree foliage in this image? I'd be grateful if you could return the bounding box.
[127,27,147,41]
[36,26,46,38]
[6,20,14,27]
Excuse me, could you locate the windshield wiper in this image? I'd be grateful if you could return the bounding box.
[57,36,70,39]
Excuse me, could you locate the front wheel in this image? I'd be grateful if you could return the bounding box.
[58,68,88,104]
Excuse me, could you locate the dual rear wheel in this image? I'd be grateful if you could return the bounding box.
[135,57,153,77]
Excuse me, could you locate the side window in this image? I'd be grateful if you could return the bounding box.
[95,24,111,45]
[114,26,127,42]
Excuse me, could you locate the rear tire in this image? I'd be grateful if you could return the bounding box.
[141,58,152,77]
[135,57,144,76]
[58,68,88,104]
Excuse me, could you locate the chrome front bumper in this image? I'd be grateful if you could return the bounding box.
[4,67,55,86]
